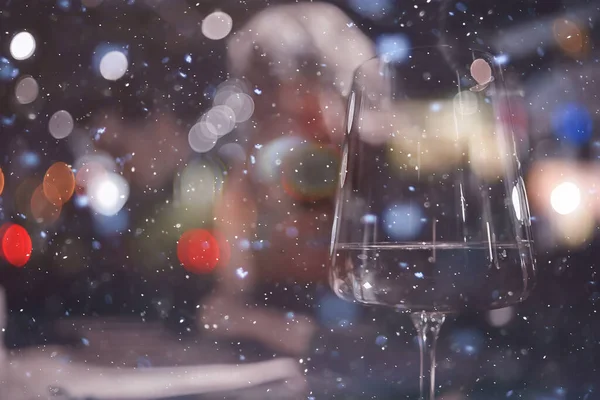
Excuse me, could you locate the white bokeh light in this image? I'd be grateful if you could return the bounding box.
[48,110,74,139]
[201,11,233,40]
[188,121,218,153]
[15,76,39,104]
[88,173,129,216]
[550,181,581,215]
[224,92,255,123]
[10,31,36,61]
[99,50,128,81]
[487,306,515,327]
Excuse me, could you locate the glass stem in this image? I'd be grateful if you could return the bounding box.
[411,311,446,400]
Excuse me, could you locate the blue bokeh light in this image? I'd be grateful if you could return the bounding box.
[376,34,411,63]
[551,102,593,145]
[93,208,129,236]
[318,292,359,328]
[0,57,19,82]
[382,202,424,240]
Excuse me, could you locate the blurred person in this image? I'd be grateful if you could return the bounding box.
[199,2,376,355]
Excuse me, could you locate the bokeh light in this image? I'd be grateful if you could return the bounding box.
[88,172,129,216]
[375,33,411,63]
[253,136,304,184]
[551,103,592,145]
[0,223,32,267]
[223,92,255,123]
[10,31,36,61]
[470,58,493,89]
[382,202,424,240]
[553,19,587,56]
[550,182,580,215]
[188,121,218,153]
[0,57,19,82]
[48,110,74,139]
[203,105,236,137]
[177,229,220,274]
[487,306,515,327]
[201,11,233,40]
[31,183,62,224]
[0,167,4,196]
[93,209,129,237]
[44,162,75,205]
[454,91,479,115]
[15,76,39,105]
[99,50,128,81]
[74,153,114,192]
[218,142,246,166]
[281,145,340,202]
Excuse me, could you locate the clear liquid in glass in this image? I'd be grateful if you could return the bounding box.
[331,241,533,312]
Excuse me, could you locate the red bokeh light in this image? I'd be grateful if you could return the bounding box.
[0,223,33,268]
[177,229,221,274]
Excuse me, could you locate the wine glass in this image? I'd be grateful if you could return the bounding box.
[329,45,536,399]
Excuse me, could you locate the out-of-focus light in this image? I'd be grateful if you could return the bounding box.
[0,167,4,196]
[201,11,233,40]
[176,162,222,210]
[487,306,515,327]
[218,142,246,165]
[15,76,39,105]
[224,93,255,123]
[470,58,493,86]
[93,208,129,236]
[31,184,62,224]
[44,162,75,205]
[281,145,339,202]
[177,229,221,274]
[88,172,129,216]
[213,78,250,105]
[48,110,74,139]
[0,223,32,267]
[492,54,510,66]
[317,293,358,328]
[99,50,128,81]
[382,202,424,240]
[551,103,592,146]
[376,33,411,63]
[553,19,586,56]
[349,0,393,20]
[74,153,115,191]
[449,328,485,357]
[10,32,36,61]
[203,105,236,137]
[254,136,304,183]
[0,57,19,82]
[188,122,217,153]
[550,182,580,215]
[454,90,478,115]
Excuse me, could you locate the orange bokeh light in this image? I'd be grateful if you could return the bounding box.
[0,223,32,267]
[44,162,75,205]
[0,167,4,196]
[177,229,222,274]
[31,184,62,224]
[553,19,588,56]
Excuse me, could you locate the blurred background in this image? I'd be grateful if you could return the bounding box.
[0,0,599,399]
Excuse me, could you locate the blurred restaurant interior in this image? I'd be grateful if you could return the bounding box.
[0,0,599,399]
